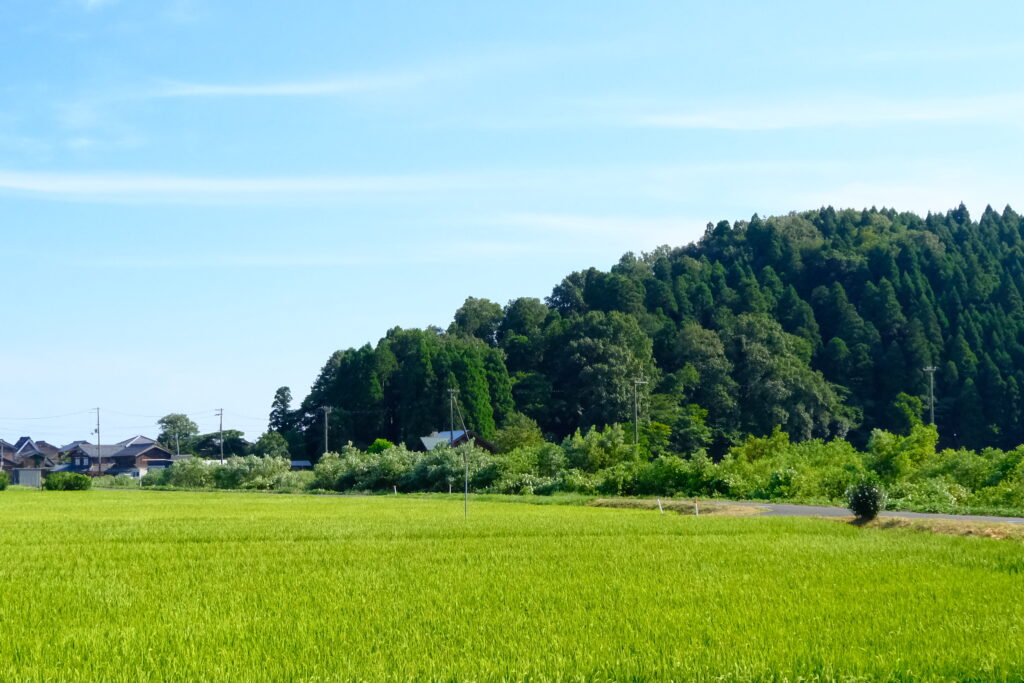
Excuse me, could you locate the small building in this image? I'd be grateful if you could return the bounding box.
[290,460,313,471]
[12,468,44,487]
[61,436,176,478]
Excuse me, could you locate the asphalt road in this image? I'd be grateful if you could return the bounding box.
[723,500,1024,524]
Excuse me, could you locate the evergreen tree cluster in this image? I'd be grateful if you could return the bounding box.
[273,203,1024,458]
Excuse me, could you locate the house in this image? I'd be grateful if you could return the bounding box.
[418,430,497,453]
[59,436,178,478]
[1,437,62,469]
[0,439,17,470]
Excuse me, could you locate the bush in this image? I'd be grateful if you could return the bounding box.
[43,472,92,491]
[215,455,291,490]
[366,438,395,455]
[164,458,215,488]
[534,469,599,495]
[0,471,8,490]
[93,475,141,488]
[272,470,315,493]
[847,480,886,520]
[141,468,171,487]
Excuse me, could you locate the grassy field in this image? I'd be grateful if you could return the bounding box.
[1,488,1022,681]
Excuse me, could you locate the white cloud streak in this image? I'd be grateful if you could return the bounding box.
[636,93,1024,131]
[495,212,704,247]
[0,169,480,201]
[154,73,431,98]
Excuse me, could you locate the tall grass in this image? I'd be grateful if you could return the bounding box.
[0,487,1020,680]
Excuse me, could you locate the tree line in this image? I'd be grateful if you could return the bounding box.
[265,203,1024,459]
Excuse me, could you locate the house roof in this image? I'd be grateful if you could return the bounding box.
[419,430,469,451]
[118,435,157,447]
[3,437,60,467]
[65,439,172,461]
[50,463,91,474]
[34,440,61,457]
[13,437,40,456]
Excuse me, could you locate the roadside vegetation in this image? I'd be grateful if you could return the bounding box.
[125,418,1024,518]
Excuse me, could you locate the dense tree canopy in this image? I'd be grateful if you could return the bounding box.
[273,204,1024,458]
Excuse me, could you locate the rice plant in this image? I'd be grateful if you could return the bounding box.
[0,487,1020,681]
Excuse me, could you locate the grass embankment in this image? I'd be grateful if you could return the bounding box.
[1,487,1021,681]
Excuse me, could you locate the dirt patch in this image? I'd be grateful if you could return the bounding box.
[589,498,765,517]
[839,516,1024,541]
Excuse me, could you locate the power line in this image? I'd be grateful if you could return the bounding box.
[0,410,94,421]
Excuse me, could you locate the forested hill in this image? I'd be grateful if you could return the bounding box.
[271,203,1024,459]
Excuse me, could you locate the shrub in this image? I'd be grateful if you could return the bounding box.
[404,446,464,492]
[633,456,689,496]
[215,455,291,490]
[0,471,8,490]
[490,472,552,495]
[43,472,92,491]
[142,468,171,487]
[847,480,886,520]
[562,424,636,472]
[312,451,346,490]
[366,439,395,455]
[535,469,599,495]
[94,475,141,488]
[969,478,1024,509]
[164,458,215,488]
[272,470,315,493]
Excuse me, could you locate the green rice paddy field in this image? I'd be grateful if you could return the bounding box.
[1,488,1022,681]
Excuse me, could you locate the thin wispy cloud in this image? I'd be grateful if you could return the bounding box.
[496,212,703,247]
[636,92,1024,131]
[154,72,435,98]
[57,242,572,270]
[0,169,483,202]
[149,40,627,99]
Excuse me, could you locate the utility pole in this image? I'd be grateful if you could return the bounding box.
[95,407,101,475]
[216,409,224,464]
[633,377,648,446]
[449,387,469,518]
[174,432,180,456]
[448,389,458,446]
[923,366,937,426]
[321,406,333,455]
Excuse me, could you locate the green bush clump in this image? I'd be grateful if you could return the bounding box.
[271,470,315,492]
[215,455,291,490]
[0,471,8,490]
[43,472,92,491]
[847,480,886,520]
[93,475,141,488]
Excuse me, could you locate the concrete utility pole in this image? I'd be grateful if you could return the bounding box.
[95,407,101,475]
[321,406,333,455]
[633,377,648,446]
[448,389,458,446]
[216,408,224,464]
[923,366,937,426]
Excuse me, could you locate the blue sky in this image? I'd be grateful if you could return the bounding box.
[3,0,1024,443]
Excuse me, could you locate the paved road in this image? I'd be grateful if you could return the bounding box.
[722,500,1024,524]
